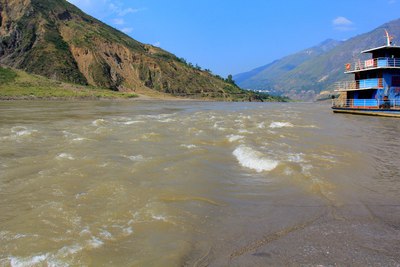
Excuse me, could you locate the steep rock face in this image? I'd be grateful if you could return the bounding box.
[0,0,249,99]
[0,0,87,84]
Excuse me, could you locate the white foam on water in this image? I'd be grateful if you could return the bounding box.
[301,164,313,176]
[269,122,294,129]
[227,134,244,143]
[15,129,38,137]
[287,153,306,163]
[180,144,197,149]
[124,155,145,161]
[72,137,87,142]
[7,126,38,140]
[79,227,92,237]
[87,236,104,249]
[138,114,175,120]
[110,224,134,236]
[233,145,279,173]
[123,120,144,125]
[75,192,88,199]
[99,162,109,168]
[312,154,337,163]
[257,122,265,129]
[62,130,76,138]
[0,231,38,241]
[238,129,253,134]
[91,119,107,126]
[94,127,109,134]
[212,121,227,131]
[158,118,175,123]
[13,234,28,239]
[99,229,113,240]
[56,244,83,258]
[62,131,89,143]
[151,214,168,222]
[298,124,318,129]
[9,254,49,267]
[123,227,133,235]
[56,153,75,160]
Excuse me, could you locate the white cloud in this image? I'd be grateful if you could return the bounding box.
[333,16,353,26]
[67,0,143,36]
[112,18,125,25]
[118,8,142,16]
[67,0,144,18]
[332,16,355,31]
[153,41,161,47]
[67,0,108,10]
[120,27,133,34]
[107,3,143,17]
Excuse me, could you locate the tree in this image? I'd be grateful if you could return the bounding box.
[226,74,235,85]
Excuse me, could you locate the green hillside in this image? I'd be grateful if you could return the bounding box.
[235,19,400,100]
[0,65,138,99]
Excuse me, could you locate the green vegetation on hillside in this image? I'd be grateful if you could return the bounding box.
[0,66,17,84]
[0,66,137,99]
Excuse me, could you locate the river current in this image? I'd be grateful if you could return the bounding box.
[0,101,399,266]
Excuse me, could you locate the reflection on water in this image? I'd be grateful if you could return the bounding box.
[0,101,399,266]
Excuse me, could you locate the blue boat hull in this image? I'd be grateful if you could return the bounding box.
[332,107,400,117]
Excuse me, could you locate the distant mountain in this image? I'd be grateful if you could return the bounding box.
[235,19,400,100]
[0,0,270,101]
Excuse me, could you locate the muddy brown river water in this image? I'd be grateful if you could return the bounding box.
[0,100,399,266]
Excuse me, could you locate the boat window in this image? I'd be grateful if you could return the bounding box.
[392,75,400,86]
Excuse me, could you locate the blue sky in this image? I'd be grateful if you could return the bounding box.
[67,0,400,77]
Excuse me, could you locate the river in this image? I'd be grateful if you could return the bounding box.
[0,100,399,266]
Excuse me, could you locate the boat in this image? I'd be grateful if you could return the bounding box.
[332,30,400,117]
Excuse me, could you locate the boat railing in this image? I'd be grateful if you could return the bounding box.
[345,57,400,72]
[332,98,400,109]
[335,78,383,91]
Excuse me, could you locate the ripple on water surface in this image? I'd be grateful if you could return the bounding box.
[1,101,399,266]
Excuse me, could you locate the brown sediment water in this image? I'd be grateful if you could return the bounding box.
[0,101,399,266]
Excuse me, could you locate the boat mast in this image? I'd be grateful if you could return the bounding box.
[385,29,393,46]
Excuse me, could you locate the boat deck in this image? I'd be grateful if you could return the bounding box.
[332,99,400,117]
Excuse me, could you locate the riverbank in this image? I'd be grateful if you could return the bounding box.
[0,66,289,102]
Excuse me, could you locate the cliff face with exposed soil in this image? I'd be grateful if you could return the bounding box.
[0,0,253,100]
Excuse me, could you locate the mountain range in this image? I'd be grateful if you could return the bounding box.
[234,18,400,100]
[0,0,276,101]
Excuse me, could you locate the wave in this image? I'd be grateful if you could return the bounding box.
[91,119,107,127]
[180,144,197,149]
[56,153,75,160]
[9,254,49,267]
[269,122,294,128]
[233,145,279,172]
[227,134,244,143]
[124,155,145,161]
[123,120,145,125]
